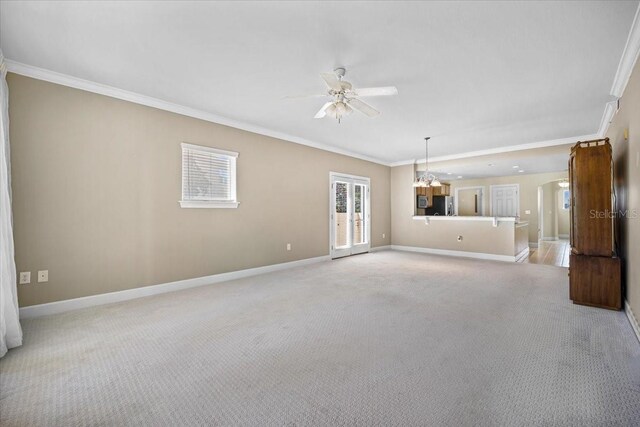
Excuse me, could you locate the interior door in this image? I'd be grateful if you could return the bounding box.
[330,174,370,259]
[492,185,518,217]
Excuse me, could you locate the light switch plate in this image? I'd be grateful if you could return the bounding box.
[286,243,291,251]
[19,272,31,284]
[525,210,531,215]
[37,270,48,283]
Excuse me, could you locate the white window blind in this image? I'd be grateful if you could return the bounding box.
[180,143,239,208]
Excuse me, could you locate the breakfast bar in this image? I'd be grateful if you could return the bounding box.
[391,216,529,262]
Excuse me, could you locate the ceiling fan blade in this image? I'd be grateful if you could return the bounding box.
[314,102,334,119]
[351,86,398,97]
[283,94,327,100]
[348,98,380,117]
[320,72,342,91]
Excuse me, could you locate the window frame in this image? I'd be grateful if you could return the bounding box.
[562,189,570,210]
[179,143,239,209]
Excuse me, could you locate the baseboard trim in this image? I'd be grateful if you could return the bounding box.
[19,255,331,319]
[625,301,640,344]
[370,245,391,252]
[558,234,569,239]
[515,247,530,262]
[390,245,515,262]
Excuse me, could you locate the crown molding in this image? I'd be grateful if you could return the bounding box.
[611,3,640,98]
[5,60,391,166]
[3,59,612,169]
[389,134,597,167]
[597,101,618,138]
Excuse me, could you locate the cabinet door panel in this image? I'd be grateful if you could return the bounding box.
[570,142,613,256]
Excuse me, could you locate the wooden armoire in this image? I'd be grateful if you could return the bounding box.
[568,138,621,310]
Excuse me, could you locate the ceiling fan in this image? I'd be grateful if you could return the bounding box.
[286,67,398,123]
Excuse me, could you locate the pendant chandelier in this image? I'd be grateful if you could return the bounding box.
[413,137,441,188]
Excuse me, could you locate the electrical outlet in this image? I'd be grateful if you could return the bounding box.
[19,272,31,284]
[382,233,385,239]
[38,270,48,283]
[286,243,291,251]
[457,235,463,242]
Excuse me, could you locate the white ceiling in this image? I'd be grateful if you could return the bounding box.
[427,144,573,181]
[1,1,638,164]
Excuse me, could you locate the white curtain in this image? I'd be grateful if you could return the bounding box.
[0,50,22,357]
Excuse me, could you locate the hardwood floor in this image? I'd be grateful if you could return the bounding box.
[520,239,570,267]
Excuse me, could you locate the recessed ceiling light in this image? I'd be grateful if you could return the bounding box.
[488,163,494,167]
[447,172,452,175]
[518,170,524,173]
[512,165,519,169]
[457,175,463,179]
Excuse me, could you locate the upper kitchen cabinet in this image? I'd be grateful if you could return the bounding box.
[432,184,450,196]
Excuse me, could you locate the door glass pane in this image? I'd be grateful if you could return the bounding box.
[335,182,349,248]
[354,184,365,245]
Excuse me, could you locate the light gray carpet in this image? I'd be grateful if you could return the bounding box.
[1,251,639,426]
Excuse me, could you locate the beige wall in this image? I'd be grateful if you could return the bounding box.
[8,74,391,307]
[557,189,570,237]
[515,224,529,256]
[448,171,568,243]
[607,59,640,322]
[541,181,557,239]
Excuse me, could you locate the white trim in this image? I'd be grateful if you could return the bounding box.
[390,245,516,262]
[389,134,598,166]
[329,171,371,182]
[453,186,485,216]
[537,185,543,242]
[611,4,640,98]
[6,59,607,169]
[489,184,520,217]
[329,172,371,259]
[5,60,603,169]
[19,255,331,319]
[625,301,640,344]
[179,201,239,209]
[597,101,618,138]
[412,215,516,223]
[515,247,530,263]
[370,245,391,252]
[181,142,238,158]
[5,60,389,166]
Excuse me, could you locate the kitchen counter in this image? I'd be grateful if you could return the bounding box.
[413,215,528,226]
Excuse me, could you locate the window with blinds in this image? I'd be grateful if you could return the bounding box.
[180,143,239,208]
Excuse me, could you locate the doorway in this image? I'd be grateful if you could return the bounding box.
[330,173,370,259]
[454,186,484,216]
[537,180,570,241]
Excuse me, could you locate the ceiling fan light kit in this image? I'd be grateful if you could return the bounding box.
[288,67,398,123]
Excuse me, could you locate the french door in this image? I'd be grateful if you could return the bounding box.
[330,173,370,259]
